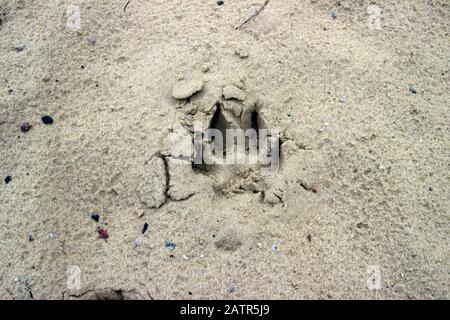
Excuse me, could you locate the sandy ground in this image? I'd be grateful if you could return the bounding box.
[0,0,449,300]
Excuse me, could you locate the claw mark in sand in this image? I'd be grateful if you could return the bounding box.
[299,180,319,194]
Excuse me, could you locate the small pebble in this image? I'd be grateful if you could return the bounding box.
[4,176,12,184]
[137,209,145,218]
[15,45,25,52]
[201,64,211,73]
[357,222,369,229]
[15,276,28,285]
[91,213,100,223]
[271,244,278,252]
[87,35,97,45]
[165,241,177,250]
[134,238,144,247]
[409,85,417,94]
[142,222,149,234]
[48,232,60,239]
[331,11,337,20]
[20,122,32,132]
[235,47,249,59]
[28,235,34,242]
[217,1,224,5]
[97,226,109,240]
[41,115,53,125]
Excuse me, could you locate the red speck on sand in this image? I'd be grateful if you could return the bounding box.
[97,226,109,240]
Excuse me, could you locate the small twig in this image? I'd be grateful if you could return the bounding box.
[6,288,15,299]
[235,0,270,30]
[15,278,33,299]
[124,0,132,12]
[59,239,67,256]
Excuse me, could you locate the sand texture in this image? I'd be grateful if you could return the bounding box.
[0,0,449,299]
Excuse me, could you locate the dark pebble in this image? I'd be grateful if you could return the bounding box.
[91,213,100,223]
[217,0,224,5]
[331,11,337,20]
[97,226,109,240]
[357,222,369,229]
[165,241,177,250]
[41,115,53,125]
[15,45,25,52]
[409,86,417,94]
[20,122,32,133]
[87,35,97,45]
[307,234,312,242]
[142,223,149,234]
[28,235,34,242]
[4,176,12,184]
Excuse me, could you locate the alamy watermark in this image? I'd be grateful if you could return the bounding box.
[67,265,82,290]
[367,5,382,30]
[366,265,382,290]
